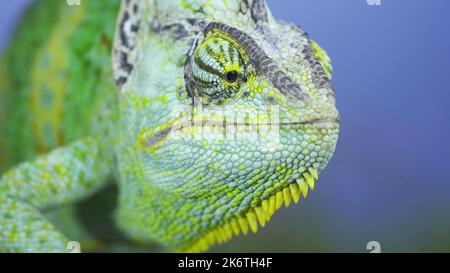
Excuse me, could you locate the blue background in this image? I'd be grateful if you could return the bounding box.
[1,0,449,252]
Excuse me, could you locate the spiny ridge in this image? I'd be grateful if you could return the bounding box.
[181,168,319,252]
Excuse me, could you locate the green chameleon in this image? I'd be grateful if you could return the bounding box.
[0,0,339,252]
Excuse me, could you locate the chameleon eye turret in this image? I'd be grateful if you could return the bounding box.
[187,29,250,105]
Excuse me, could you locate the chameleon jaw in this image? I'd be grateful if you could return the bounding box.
[179,167,319,252]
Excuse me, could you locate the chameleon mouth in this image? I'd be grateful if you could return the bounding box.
[178,167,319,252]
[139,113,339,149]
[176,112,340,130]
[278,120,338,129]
[295,113,340,128]
[168,118,339,135]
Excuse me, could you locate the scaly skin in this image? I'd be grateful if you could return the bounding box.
[0,0,339,252]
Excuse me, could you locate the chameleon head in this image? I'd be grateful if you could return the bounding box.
[113,0,339,251]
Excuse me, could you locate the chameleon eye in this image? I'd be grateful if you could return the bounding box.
[187,31,249,105]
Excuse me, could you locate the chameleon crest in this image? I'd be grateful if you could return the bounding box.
[0,0,339,252]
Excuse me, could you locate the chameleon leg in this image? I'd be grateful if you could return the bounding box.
[0,137,114,252]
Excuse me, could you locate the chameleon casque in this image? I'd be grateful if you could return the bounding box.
[0,0,339,252]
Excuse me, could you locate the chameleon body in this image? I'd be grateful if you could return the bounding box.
[0,0,339,252]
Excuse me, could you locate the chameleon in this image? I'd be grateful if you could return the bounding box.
[0,0,339,252]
